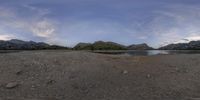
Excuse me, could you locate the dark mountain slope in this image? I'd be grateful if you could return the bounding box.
[128,43,154,50]
[0,39,68,50]
[159,41,200,50]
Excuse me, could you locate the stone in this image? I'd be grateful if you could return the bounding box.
[5,82,19,89]
[46,80,56,85]
[15,70,23,75]
[147,74,151,78]
[122,70,128,74]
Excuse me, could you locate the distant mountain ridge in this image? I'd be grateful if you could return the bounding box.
[127,43,154,50]
[1,39,200,50]
[74,41,154,50]
[74,43,93,50]
[74,41,127,50]
[159,41,200,50]
[0,39,68,50]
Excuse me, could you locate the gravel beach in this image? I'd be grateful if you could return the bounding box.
[0,50,200,100]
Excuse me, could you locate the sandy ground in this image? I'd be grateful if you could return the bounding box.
[0,50,200,100]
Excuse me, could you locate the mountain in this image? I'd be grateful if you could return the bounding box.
[74,43,93,50]
[159,41,200,50]
[0,39,68,50]
[74,41,154,50]
[74,41,127,50]
[92,41,127,50]
[127,43,154,50]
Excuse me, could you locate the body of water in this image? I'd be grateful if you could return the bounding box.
[94,50,200,56]
[0,50,22,53]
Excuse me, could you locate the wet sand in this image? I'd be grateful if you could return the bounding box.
[0,50,200,100]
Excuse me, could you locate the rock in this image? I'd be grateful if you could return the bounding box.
[5,82,19,89]
[15,70,23,75]
[147,74,151,78]
[122,70,128,74]
[46,80,56,85]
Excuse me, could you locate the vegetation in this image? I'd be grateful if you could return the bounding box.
[0,39,69,50]
[73,43,93,50]
[74,41,127,50]
[92,41,127,50]
[74,41,154,50]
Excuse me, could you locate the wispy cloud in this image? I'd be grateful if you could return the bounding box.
[0,34,15,40]
[31,19,56,38]
[146,4,200,47]
[0,5,59,43]
[0,7,15,18]
[23,4,50,17]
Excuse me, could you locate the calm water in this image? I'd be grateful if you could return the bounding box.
[94,50,200,56]
[1,50,200,56]
[0,50,22,53]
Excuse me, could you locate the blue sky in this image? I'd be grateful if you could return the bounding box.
[0,0,200,47]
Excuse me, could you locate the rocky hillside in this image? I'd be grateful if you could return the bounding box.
[159,41,200,50]
[128,43,154,50]
[92,41,127,50]
[0,39,68,50]
[73,43,93,50]
[74,41,154,50]
[74,41,127,50]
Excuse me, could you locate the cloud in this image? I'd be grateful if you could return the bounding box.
[23,4,50,17]
[0,5,58,43]
[146,4,200,47]
[186,36,200,41]
[1,1,200,47]
[0,7,15,18]
[0,34,15,40]
[60,19,141,46]
[31,19,56,38]
[170,36,200,44]
[138,36,148,39]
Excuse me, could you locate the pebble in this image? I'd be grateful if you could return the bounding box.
[5,82,19,89]
[147,74,151,78]
[122,70,128,74]
[15,70,23,75]
[46,80,56,85]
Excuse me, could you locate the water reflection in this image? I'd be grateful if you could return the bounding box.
[147,50,169,56]
[94,50,200,56]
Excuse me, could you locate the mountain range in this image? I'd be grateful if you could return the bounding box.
[0,39,68,50]
[74,41,153,50]
[1,39,200,50]
[159,41,200,50]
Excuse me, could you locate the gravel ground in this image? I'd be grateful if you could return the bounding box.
[0,50,200,100]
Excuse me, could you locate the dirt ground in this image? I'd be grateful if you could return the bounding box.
[0,50,200,100]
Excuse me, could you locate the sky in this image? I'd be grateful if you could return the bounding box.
[0,0,200,48]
